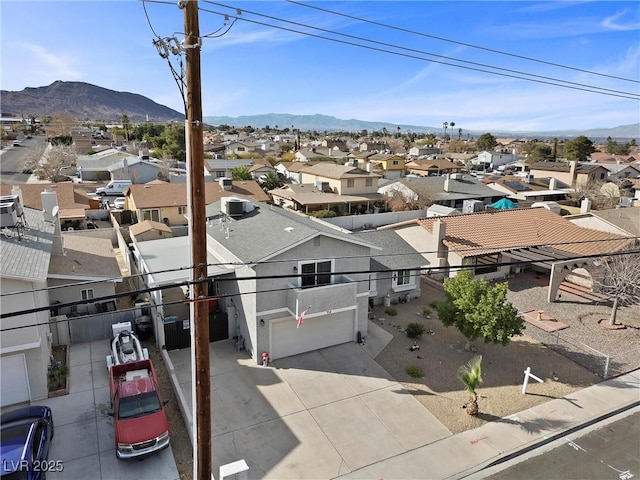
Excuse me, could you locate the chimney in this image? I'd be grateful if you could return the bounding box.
[549,177,557,190]
[11,185,23,206]
[433,220,447,259]
[580,198,592,213]
[41,189,64,255]
[569,161,577,185]
[444,173,451,192]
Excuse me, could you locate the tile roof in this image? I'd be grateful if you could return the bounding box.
[415,208,635,258]
[128,180,270,209]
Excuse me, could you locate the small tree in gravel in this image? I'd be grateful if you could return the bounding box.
[592,252,640,326]
[436,270,523,351]
[406,322,427,339]
[458,355,483,415]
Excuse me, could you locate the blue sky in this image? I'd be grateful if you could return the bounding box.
[1,1,639,132]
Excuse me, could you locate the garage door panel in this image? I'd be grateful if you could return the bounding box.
[1,354,30,407]
[271,310,354,360]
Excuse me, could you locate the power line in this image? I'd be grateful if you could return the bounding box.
[285,0,639,85]
[196,2,639,100]
[2,235,637,298]
[2,248,639,322]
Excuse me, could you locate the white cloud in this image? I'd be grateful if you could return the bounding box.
[601,9,640,31]
[23,44,83,80]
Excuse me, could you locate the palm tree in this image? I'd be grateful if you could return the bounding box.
[449,122,455,141]
[442,122,448,141]
[458,355,483,415]
[458,128,462,140]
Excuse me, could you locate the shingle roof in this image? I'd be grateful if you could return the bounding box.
[48,235,121,279]
[269,184,385,206]
[416,208,635,258]
[302,163,378,179]
[385,176,501,201]
[530,161,604,173]
[129,219,173,236]
[352,230,428,271]
[128,180,270,209]
[0,207,54,281]
[204,202,376,263]
[0,184,90,215]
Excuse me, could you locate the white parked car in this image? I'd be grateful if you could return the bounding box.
[113,197,126,209]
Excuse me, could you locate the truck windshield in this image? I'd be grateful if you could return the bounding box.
[118,392,162,419]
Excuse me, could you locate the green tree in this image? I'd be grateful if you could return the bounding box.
[436,270,523,351]
[231,166,252,180]
[261,171,283,191]
[458,355,483,415]
[120,114,130,142]
[526,144,553,164]
[160,124,186,161]
[564,135,595,162]
[475,133,498,151]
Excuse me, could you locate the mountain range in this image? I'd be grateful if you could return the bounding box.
[1,81,637,140]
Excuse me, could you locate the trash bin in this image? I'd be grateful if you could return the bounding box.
[383,294,391,307]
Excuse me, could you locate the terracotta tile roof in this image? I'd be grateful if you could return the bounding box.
[416,208,635,258]
[128,179,270,209]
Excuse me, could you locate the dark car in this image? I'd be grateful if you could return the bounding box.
[1,406,55,480]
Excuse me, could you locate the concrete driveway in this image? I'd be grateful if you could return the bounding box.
[41,341,180,480]
[166,332,452,479]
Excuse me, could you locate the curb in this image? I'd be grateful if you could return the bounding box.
[455,400,640,479]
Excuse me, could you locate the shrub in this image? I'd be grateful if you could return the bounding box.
[385,307,398,316]
[421,306,432,316]
[311,209,337,218]
[429,301,440,309]
[406,364,425,378]
[406,322,427,338]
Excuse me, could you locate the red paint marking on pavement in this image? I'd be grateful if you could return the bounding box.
[470,436,489,445]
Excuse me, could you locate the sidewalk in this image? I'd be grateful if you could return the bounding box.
[336,369,640,479]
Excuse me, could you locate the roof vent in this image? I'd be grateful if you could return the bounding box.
[284,227,294,233]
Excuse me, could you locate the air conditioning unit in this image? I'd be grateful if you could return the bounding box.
[0,202,18,228]
[451,173,463,180]
[219,177,232,191]
[315,181,329,192]
[462,199,484,214]
[524,174,534,184]
[0,195,23,216]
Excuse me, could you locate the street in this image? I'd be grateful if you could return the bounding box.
[0,135,47,184]
[483,411,640,480]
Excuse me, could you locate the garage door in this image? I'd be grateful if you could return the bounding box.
[270,310,355,360]
[1,354,30,407]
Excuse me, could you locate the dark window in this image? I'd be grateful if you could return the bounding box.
[301,261,332,288]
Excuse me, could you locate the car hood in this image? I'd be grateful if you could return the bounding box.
[116,410,169,444]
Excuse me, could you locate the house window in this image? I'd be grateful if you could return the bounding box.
[347,179,354,188]
[178,206,186,215]
[81,289,94,300]
[600,173,605,179]
[141,209,161,222]
[392,160,399,166]
[300,260,332,288]
[396,270,411,286]
[215,171,225,178]
[365,178,373,187]
[238,147,245,152]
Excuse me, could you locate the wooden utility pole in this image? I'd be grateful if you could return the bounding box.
[183,1,211,479]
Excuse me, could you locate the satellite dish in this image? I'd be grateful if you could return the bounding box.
[52,206,59,217]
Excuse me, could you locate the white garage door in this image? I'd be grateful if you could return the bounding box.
[271,310,355,360]
[1,354,30,406]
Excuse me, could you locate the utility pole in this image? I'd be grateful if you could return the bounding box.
[182,1,211,479]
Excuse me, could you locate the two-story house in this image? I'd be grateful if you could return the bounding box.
[360,153,406,180]
[300,163,380,196]
[133,198,394,363]
[472,150,517,170]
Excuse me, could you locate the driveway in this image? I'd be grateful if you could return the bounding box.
[166,329,452,479]
[39,341,180,480]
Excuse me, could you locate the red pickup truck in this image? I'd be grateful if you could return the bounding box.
[109,359,170,459]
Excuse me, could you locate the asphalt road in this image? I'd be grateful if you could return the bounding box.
[483,411,640,480]
[0,135,47,184]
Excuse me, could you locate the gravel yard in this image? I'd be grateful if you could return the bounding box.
[371,274,640,435]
